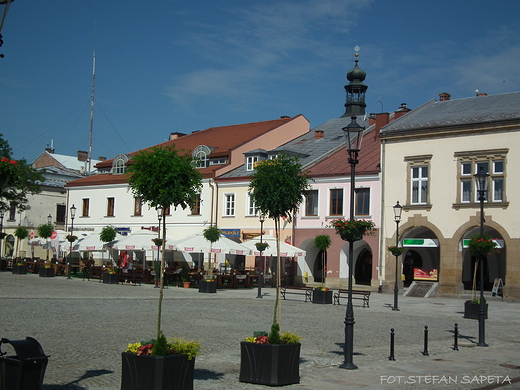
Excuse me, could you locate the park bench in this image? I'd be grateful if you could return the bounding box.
[333,289,371,308]
[281,286,313,302]
[121,269,144,286]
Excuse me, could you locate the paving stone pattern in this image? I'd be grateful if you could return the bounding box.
[1,273,519,389]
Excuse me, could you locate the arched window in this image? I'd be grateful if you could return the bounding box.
[192,145,211,168]
[112,154,129,174]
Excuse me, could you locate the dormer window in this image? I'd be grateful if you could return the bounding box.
[112,154,128,175]
[193,145,211,168]
[246,156,258,171]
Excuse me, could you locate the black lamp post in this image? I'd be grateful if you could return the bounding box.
[155,206,163,288]
[392,201,402,311]
[256,213,265,298]
[0,209,4,259]
[46,214,52,262]
[0,0,14,59]
[67,205,76,279]
[340,116,365,370]
[474,166,489,347]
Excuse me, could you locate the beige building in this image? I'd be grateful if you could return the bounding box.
[380,92,520,300]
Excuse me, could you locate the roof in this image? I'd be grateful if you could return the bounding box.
[380,91,520,136]
[220,115,373,179]
[34,151,100,172]
[67,116,307,187]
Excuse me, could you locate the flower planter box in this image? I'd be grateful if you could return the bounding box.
[102,273,120,284]
[312,289,332,304]
[121,352,195,390]
[198,280,217,293]
[239,342,300,386]
[463,300,488,320]
[11,265,27,275]
[39,268,55,277]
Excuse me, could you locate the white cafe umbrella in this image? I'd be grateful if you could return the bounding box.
[171,233,250,255]
[76,231,118,252]
[242,234,306,257]
[112,230,175,252]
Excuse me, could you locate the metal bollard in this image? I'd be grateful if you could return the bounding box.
[389,328,395,361]
[422,325,429,356]
[453,323,459,351]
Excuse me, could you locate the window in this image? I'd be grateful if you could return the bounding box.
[56,204,66,223]
[224,194,235,216]
[82,199,90,217]
[191,194,201,215]
[112,154,128,174]
[246,193,258,216]
[8,202,16,221]
[107,197,115,217]
[193,145,211,168]
[246,156,258,171]
[411,166,428,204]
[305,190,318,216]
[455,149,508,206]
[355,188,370,216]
[133,197,142,216]
[329,189,343,216]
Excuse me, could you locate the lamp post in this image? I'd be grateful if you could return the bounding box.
[67,205,76,279]
[46,214,52,262]
[474,167,489,347]
[392,201,402,311]
[155,206,163,288]
[340,116,365,370]
[0,0,14,59]
[0,209,4,259]
[256,213,265,298]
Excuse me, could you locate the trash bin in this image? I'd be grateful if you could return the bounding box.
[0,337,49,390]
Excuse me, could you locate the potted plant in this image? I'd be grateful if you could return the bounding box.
[37,222,54,266]
[255,241,269,252]
[122,332,201,390]
[152,238,164,247]
[199,276,217,293]
[314,234,331,288]
[14,226,29,260]
[245,154,310,386]
[65,234,78,243]
[103,268,120,284]
[180,267,190,288]
[39,262,55,277]
[387,245,405,257]
[11,259,27,274]
[100,225,118,265]
[125,146,203,390]
[312,286,332,304]
[329,218,375,242]
[240,330,302,386]
[464,234,497,319]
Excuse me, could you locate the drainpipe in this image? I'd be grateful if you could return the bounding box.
[379,139,386,292]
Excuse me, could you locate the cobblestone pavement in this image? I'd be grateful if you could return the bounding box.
[1,272,519,389]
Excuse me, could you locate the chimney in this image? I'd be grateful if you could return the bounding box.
[439,92,451,101]
[477,92,488,97]
[394,103,411,120]
[280,115,290,119]
[77,151,88,162]
[314,130,324,140]
[375,112,390,131]
[368,113,377,126]
[170,132,186,141]
[98,156,106,162]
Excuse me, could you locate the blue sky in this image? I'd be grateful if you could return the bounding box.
[1,0,520,163]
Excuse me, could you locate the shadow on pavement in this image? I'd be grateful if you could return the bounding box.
[194,368,225,381]
[43,369,113,389]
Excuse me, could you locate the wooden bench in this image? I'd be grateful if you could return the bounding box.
[281,286,313,302]
[121,269,144,286]
[333,289,371,308]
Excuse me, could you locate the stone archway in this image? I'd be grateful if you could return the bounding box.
[354,249,372,286]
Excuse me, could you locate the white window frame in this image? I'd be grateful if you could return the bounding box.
[246,156,258,171]
[224,193,235,217]
[246,193,258,216]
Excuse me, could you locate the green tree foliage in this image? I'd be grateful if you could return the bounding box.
[126,145,203,340]
[248,154,311,331]
[14,226,29,259]
[100,225,117,243]
[0,134,43,212]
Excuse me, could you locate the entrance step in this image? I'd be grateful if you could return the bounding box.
[403,281,438,298]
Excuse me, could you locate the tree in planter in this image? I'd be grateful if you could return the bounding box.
[202,225,221,273]
[248,154,311,339]
[100,225,118,265]
[127,145,202,345]
[37,223,54,263]
[14,226,29,260]
[314,235,331,288]
[468,233,498,302]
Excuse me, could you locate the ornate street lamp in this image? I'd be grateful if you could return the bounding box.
[474,166,489,347]
[340,116,365,370]
[155,206,163,288]
[67,205,76,279]
[392,201,403,311]
[0,0,14,59]
[256,213,265,299]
